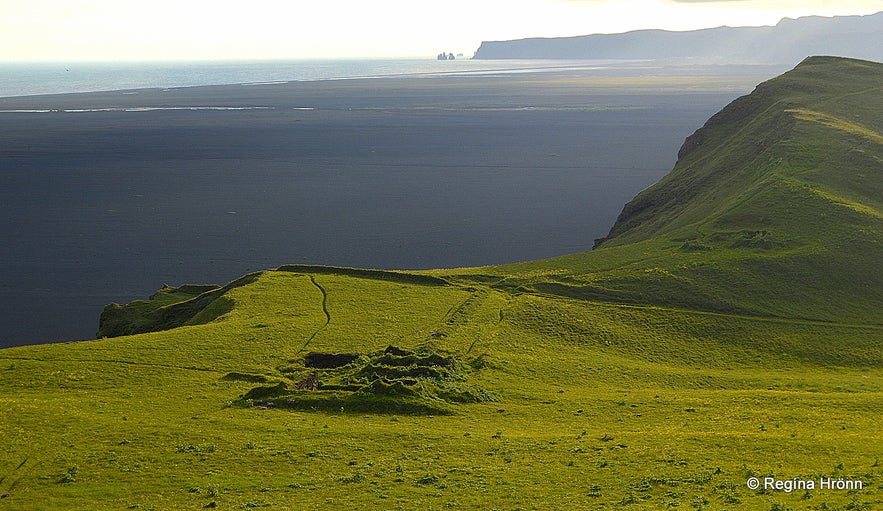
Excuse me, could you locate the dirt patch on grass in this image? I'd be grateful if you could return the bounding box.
[303,353,358,369]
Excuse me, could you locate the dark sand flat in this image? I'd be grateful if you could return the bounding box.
[0,69,767,346]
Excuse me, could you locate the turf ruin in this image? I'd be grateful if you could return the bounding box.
[237,345,497,415]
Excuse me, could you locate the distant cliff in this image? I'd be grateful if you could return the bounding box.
[473,12,883,64]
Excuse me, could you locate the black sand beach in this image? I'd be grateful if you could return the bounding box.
[0,68,769,346]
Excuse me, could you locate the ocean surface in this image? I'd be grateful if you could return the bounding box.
[0,59,634,98]
[0,59,769,348]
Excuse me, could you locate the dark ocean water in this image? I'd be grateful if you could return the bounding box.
[0,61,768,347]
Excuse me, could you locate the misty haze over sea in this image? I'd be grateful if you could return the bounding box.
[0,59,643,98]
[0,60,775,347]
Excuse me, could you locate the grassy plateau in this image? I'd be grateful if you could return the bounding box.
[0,57,881,510]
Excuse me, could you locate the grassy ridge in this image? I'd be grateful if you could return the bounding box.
[96,273,264,338]
[481,57,883,324]
[602,56,882,244]
[1,57,882,510]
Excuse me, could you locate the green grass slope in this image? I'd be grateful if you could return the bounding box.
[96,274,262,338]
[0,57,881,510]
[486,56,883,324]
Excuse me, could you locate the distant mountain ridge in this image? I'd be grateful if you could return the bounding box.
[473,12,883,64]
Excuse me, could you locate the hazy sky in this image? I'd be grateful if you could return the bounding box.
[2,0,880,61]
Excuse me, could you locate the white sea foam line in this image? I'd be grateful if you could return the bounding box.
[118,106,275,112]
[241,81,289,86]
[0,106,275,113]
[438,66,607,77]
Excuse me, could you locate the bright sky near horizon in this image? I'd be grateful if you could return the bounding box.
[1,0,880,61]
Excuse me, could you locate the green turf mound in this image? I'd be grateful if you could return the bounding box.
[237,345,497,415]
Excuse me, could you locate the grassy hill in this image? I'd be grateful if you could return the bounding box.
[489,56,883,324]
[0,57,881,510]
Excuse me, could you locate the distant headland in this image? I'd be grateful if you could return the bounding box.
[473,11,883,64]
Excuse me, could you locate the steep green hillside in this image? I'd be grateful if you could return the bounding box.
[0,57,881,510]
[602,56,882,245]
[487,56,883,324]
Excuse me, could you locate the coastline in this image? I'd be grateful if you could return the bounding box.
[0,59,779,100]
[0,66,767,347]
[0,59,658,99]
